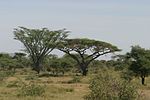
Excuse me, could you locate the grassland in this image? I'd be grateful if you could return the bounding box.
[0,69,89,100]
[0,69,150,100]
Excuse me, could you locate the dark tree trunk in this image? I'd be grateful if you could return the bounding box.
[141,76,145,85]
[33,62,41,74]
[82,69,88,76]
[80,64,88,76]
[33,67,40,74]
[36,68,40,74]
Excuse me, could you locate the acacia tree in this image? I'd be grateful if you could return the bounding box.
[14,27,68,73]
[128,46,150,85]
[58,38,120,76]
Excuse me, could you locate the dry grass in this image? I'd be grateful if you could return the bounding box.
[131,77,150,100]
[1,69,150,100]
[0,70,89,100]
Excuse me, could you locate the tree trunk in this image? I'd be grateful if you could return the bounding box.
[82,69,88,76]
[141,76,145,85]
[33,62,41,74]
[80,64,88,76]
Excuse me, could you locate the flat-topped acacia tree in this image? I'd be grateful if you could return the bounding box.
[58,38,120,76]
[14,27,68,74]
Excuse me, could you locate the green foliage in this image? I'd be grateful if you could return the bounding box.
[0,53,17,70]
[89,60,107,74]
[121,69,135,82]
[49,59,63,76]
[0,53,30,72]
[14,27,68,73]
[13,52,31,68]
[84,69,138,100]
[58,38,120,76]
[44,54,74,76]
[18,82,46,97]
[128,46,150,84]
[0,71,15,81]
[106,54,132,71]
[0,70,15,76]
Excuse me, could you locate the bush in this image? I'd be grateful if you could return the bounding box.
[84,69,138,100]
[18,82,45,97]
[121,69,135,82]
[0,71,15,81]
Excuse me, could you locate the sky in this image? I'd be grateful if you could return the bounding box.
[0,0,150,56]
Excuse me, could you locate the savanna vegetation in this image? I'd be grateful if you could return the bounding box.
[0,27,150,100]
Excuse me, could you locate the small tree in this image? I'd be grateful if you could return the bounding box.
[14,27,68,73]
[58,38,120,76]
[129,46,150,85]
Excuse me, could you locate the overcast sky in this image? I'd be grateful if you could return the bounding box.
[0,0,150,56]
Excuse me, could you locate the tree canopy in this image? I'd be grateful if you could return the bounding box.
[58,38,120,76]
[128,46,150,85]
[14,27,68,73]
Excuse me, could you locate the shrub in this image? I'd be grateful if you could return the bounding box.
[84,69,138,100]
[121,69,135,82]
[0,71,15,81]
[18,82,45,97]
